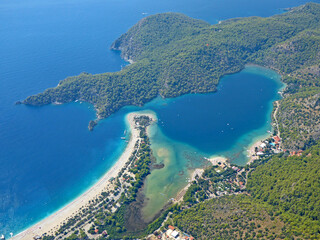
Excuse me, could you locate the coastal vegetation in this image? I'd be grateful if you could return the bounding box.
[40,115,166,239]
[38,128,320,239]
[247,146,320,238]
[276,87,320,150]
[23,3,320,151]
[20,3,320,239]
[160,142,320,239]
[183,164,244,205]
[172,195,286,239]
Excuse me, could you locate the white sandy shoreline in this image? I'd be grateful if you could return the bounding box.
[246,131,273,165]
[204,134,271,168]
[12,109,270,239]
[12,112,146,240]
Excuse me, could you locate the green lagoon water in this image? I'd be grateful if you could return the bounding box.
[142,119,209,221]
[0,0,310,236]
[132,66,284,219]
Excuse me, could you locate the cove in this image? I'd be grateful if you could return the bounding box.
[134,65,283,220]
[1,0,298,236]
[0,62,281,236]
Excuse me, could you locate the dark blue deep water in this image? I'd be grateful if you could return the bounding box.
[1,0,318,237]
[146,67,283,164]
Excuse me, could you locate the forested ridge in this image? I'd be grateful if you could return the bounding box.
[22,3,320,239]
[23,3,320,149]
[169,143,320,239]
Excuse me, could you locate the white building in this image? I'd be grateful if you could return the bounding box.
[260,143,267,148]
[171,230,179,238]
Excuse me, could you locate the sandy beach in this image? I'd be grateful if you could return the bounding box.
[247,140,263,164]
[247,100,281,165]
[12,113,146,240]
[246,133,273,165]
[206,156,229,166]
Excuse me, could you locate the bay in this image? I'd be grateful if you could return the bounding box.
[0,0,316,237]
[136,66,283,219]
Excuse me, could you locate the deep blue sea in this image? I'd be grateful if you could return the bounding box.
[1,0,318,237]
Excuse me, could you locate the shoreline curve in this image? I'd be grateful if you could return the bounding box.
[12,112,145,240]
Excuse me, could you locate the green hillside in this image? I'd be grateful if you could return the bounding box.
[23,4,320,239]
[171,143,320,239]
[23,3,320,149]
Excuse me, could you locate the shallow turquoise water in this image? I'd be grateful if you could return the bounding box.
[138,66,283,218]
[0,0,309,237]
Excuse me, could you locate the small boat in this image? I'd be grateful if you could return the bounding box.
[121,137,126,140]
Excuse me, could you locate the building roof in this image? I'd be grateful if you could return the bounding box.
[273,136,281,142]
[171,230,179,238]
[168,225,175,230]
[260,143,267,148]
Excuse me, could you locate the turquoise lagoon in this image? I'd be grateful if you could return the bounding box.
[0,0,301,236]
[130,66,284,219]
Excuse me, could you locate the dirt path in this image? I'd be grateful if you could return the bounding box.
[273,101,280,138]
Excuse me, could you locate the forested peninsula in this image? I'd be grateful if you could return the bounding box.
[23,3,320,150]
[20,3,320,240]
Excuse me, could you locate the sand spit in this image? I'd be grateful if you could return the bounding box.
[12,113,153,240]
